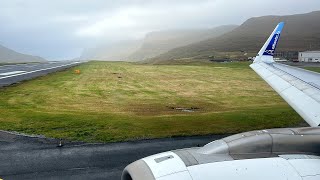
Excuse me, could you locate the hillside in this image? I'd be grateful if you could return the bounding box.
[0,44,46,63]
[128,25,238,61]
[151,11,320,62]
[81,25,237,61]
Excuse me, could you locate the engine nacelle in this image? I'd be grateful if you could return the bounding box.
[122,127,320,180]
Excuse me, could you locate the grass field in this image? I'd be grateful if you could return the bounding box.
[0,61,306,142]
[304,67,320,73]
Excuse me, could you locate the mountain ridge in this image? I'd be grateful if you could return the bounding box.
[0,44,46,63]
[150,11,320,63]
[81,25,238,61]
[128,25,238,61]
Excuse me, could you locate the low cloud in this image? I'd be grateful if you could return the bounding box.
[0,0,319,60]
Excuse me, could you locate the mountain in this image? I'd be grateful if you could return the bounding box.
[151,11,320,62]
[0,44,46,63]
[80,25,237,61]
[127,25,238,61]
[80,40,142,61]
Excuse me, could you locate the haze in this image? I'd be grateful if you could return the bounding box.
[1,0,320,60]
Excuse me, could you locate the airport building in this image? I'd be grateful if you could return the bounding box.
[298,51,320,62]
[274,51,298,61]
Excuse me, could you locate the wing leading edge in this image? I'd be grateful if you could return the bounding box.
[250,22,320,127]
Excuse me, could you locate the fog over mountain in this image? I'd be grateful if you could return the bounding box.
[81,25,237,61]
[151,11,320,62]
[128,25,238,61]
[80,40,142,61]
[0,44,46,63]
[1,0,320,60]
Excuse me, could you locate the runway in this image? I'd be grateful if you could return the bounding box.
[0,61,81,87]
[0,131,227,180]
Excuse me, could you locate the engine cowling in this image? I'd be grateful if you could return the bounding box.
[122,127,320,180]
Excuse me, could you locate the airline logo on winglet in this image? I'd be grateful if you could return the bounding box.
[263,22,284,56]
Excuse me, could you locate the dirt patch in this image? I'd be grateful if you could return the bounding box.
[168,106,200,112]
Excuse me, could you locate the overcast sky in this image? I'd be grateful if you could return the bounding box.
[0,0,319,60]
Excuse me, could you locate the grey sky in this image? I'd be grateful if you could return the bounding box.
[0,0,319,60]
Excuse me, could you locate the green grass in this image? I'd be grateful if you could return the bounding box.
[0,61,303,142]
[304,67,320,73]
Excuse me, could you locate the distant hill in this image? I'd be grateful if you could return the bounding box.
[151,11,320,63]
[0,44,46,63]
[80,40,142,61]
[80,25,237,61]
[128,25,238,61]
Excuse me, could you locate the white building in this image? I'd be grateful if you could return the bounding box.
[298,51,320,62]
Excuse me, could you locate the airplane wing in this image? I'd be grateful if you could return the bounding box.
[250,22,320,127]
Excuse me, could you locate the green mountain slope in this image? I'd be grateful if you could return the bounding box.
[128,25,238,61]
[152,11,320,62]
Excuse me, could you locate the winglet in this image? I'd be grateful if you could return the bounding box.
[254,22,285,63]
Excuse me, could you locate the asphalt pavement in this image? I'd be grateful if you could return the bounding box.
[0,61,81,87]
[0,131,227,180]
